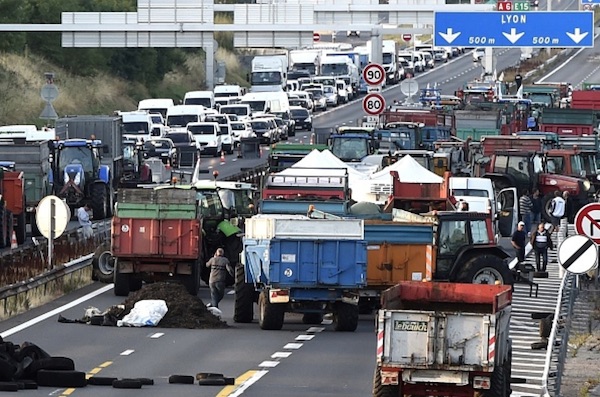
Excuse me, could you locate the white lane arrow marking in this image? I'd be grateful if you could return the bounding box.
[566,28,589,44]
[439,28,461,44]
[502,28,525,44]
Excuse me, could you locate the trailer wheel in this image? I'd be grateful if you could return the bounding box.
[372,368,399,397]
[333,302,359,332]
[92,243,114,283]
[91,183,108,220]
[113,264,130,296]
[234,264,254,323]
[258,291,284,330]
[302,313,324,325]
[456,255,514,285]
[182,262,200,296]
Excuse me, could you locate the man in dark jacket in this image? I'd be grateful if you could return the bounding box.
[530,222,554,272]
[530,188,542,227]
[206,248,234,308]
[511,221,527,265]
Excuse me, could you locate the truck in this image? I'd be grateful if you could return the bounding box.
[250,54,289,92]
[454,109,502,141]
[49,139,114,219]
[570,89,600,110]
[119,110,162,141]
[382,39,401,84]
[234,214,367,331]
[0,133,52,239]
[373,281,512,397]
[538,107,597,136]
[0,163,25,247]
[289,49,321,76]
[522,84,562,108]
[111,187,203,296]
[319,55,360,92]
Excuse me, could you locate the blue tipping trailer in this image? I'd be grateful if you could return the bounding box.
[234,215,367,331]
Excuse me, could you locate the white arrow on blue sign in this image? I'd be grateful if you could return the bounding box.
[434,11,594,48]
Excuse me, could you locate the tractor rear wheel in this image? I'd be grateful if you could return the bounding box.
[333,302,359,332]
[91,184,108,220]
[113,260,131,296]
[92,242,114,283]
[456,254,514,285]
[372,368,399,397]
[234,264,255,323]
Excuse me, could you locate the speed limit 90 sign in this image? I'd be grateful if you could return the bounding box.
[362,93,386,116]
[362,63,386,86]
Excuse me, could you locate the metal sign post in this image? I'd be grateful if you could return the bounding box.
[49,198,55,269]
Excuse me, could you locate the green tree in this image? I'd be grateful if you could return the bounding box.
[0,0,31,52]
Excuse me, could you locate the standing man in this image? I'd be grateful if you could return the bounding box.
[511,221,527,265]
[77,203,93,239]
[530,189,542,227]
[530,222,554,273]
[205,248,234,308]
[519,189,533,235]
[550,190,566,233]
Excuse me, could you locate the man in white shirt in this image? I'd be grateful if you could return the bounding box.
[550,190,565,232]
[77,203,93,239]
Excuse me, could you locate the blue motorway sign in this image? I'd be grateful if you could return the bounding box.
[434,11,594,48]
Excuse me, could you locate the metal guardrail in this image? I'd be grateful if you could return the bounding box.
[539,222,579,397]
[0,220,111,290]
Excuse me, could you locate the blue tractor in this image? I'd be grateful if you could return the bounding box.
[48,139,113,219]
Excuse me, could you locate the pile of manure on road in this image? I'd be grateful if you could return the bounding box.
[122,282,229,329]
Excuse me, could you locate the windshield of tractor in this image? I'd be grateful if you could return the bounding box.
[546,154,584,176]
[196,190,223,219]
[219,189,254,216]
[582,153,599,175]
[331,138,369,162]
[58,146,95,174]
[439,219,468,255]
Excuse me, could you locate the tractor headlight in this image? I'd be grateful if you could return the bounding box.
[584,180,591,191]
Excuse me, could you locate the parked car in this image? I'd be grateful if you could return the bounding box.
[290,106,312,131]
[230,121,255,147]
[143,138,176,165]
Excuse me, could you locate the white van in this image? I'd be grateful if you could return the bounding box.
[138,98,175,119]
[165,105,208,131]
[183,91,215,109]
[186,122,222,157]
[240,91,290,115]
[119,111,158,141]
[214,85,246,98]
[219,104,252,122]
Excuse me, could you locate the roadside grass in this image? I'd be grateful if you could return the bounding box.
[579,376,600,397]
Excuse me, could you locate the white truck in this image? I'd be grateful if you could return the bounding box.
[119,110,163,141]
[374,281,512,397]
[240,91,290,115]
[319,55,360,93]
[382,40,401,84]
[289,49,321,76]
[250,54,289,92]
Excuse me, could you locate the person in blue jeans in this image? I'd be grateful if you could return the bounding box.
[205,248,234,308]
[530,223,554,272]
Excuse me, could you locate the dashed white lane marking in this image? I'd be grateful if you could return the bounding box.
[258,361,280,368]
[284,343,303,349]
[271,352,292,359]
[120,349,135,356]
[149,332,164,339]
[295,334,315,341]
[306,327,325,333]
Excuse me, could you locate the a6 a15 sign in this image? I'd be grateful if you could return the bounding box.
[497,1,512,11]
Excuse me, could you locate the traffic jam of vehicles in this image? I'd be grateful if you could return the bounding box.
[0,36,596,396]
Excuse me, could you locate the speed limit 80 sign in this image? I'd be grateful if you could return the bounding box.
[362,63,386,86]
[362,93,386,116]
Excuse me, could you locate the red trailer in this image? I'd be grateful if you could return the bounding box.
[570,90,600,110]
[0,167,25,247]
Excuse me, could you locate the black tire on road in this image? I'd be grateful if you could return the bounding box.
[540,315,553,338]
[234,264,254,323]
[196,372,224,380]
[112,379,143,389]
[455,255,514,285]
[0,359,16,382]
[36,369,87,388]
[92,242,114,284]
[91,183,108,220]
[113,264,131,297]
[168,375,195,384]
[258,291,285,330]
[129,276,143,292]
[333,302,359,332]
[372,368,399,397]
[0,382,18,392]
[302,313,324,325]
[87,376,118,386]
[29,357,75,373]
